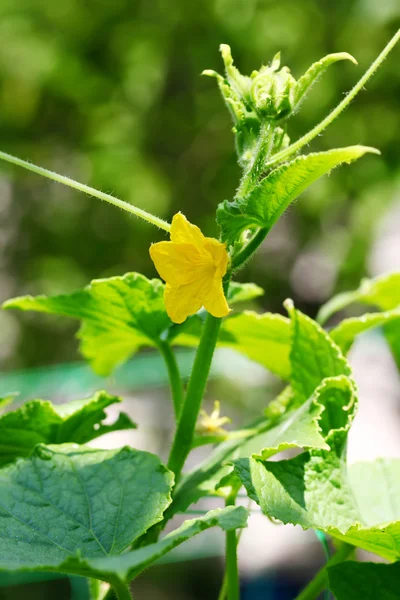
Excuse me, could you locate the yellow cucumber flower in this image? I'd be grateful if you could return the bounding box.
[150,213,230,324]
[196,401,231,436]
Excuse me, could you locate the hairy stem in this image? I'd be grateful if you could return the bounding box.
[0,150,171,232]
[110,581,132,600]
[159,341,185,419]
[236,123,275,199]
[230,227,268,271]
[167,303,226,477]
[265,28,400,169]
[294,543,355,600]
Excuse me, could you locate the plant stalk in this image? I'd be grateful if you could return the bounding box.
[0,150,171,232]
[167,303,226,477]
[110,581,133,600]
[265,28,400,169]
[159,341,185,419]
[225,494,240,600]
[230,227,268,271]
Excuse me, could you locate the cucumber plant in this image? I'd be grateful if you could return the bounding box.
[0,29,399,600]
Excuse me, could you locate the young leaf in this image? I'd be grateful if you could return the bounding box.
[4,273,170,376]
[217,146,378,244]
[0,444,174,571]
[0,391,136,466]
[328,561,400,600]
[293,52,357,111]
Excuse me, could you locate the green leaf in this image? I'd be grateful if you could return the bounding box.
[4,273,170,376]
[285,300,351,403]
[293,53,357,110]
[174,311,292,380]
[317,272,400,367]
[235,454,400,561]
[317,272,400,324]
[226,282,264,304]
[330,307,400,354]
[75,506,248,583]
[328,561,400,600]
[217,146,378,244]
[0,476,248,583]
[3,276,265,377]
[0,444,174,572]
[256,376,355,460]
[0,391,136,466]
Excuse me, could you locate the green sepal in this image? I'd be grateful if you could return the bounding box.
[293,52,357,111]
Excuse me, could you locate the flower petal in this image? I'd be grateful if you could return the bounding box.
[164,274,213,323]
[205,238,229,276]
[150,241,209,285]
[203,274,230,318]
[170,213,206,251]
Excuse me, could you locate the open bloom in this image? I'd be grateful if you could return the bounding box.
[196,401,231,436]
[150,213,230,324]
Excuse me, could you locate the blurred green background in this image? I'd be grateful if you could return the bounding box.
[0,0,399,372]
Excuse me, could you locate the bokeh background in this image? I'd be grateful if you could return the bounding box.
[0,0,399,598]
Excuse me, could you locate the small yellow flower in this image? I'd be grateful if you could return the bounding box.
[150,213,230,324]
[196,401,231,436]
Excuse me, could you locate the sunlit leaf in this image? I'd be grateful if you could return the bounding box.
[0,444,174,573]
[217,146,378,244]
[0,391,136,466]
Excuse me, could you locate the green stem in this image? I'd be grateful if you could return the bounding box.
[294,543,354,600]
[167,307,225,477]
[236,122,275,199]
[159,341,185,419]
[0,150,171,232]
[230,227,268,271]
[217,575,228,600]
[265,28,400,169]
[225,494,240,600]
[109,581,132,600]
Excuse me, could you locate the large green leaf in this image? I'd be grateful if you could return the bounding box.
[4,273,170,376]
[217,146,378,244]
[0,444,173,572]
[174,310,291,379]
[328,561,400,600]
[67,505,248,583]
[284,300,351,403]
[235,454,400,561]
[4,275,265,376]
[0,391,136,466]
